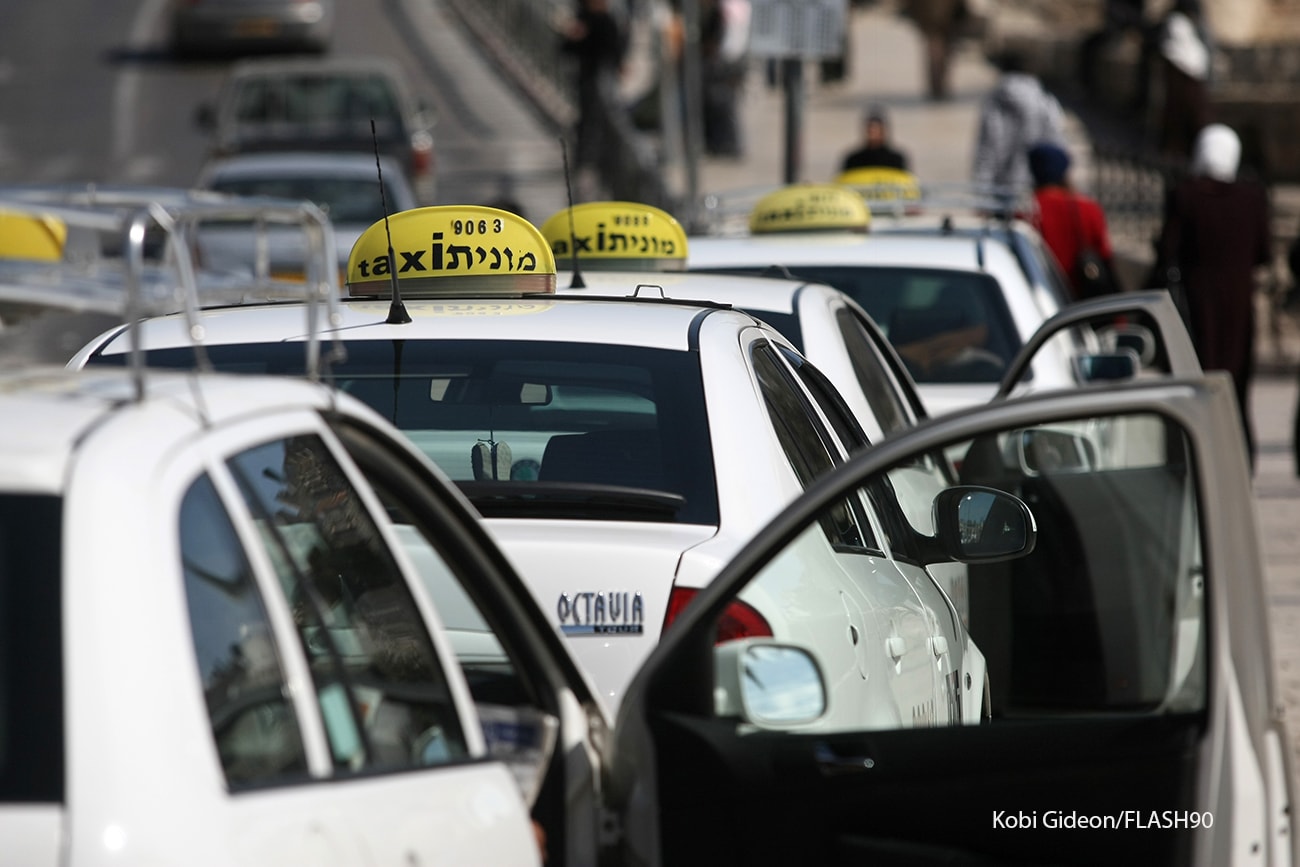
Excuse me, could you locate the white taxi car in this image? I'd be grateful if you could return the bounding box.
[72,204,998,725]
[5,197,1295,866]
[688,183,1087,417]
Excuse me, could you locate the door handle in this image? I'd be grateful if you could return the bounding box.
[929,636,949,658]
[815,742,876,775]
[886,636,905,660]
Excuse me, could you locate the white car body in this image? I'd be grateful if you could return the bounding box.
[71,295,985,724]
[0,368,541,866]
[688,230,1084,416]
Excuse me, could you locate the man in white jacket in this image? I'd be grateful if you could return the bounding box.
[971,50,1066,200]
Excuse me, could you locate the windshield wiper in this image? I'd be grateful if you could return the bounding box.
[456,481,686,521]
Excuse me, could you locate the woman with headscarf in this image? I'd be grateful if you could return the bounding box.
[1154,123,1271,465]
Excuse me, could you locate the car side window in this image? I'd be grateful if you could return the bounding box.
[227,435,470,774]
[776,345,872,455]
[834,308,912,437]
[751,341,877,552]
[180,473,309,789]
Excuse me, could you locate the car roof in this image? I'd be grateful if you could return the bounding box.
[0,366,339,493]
[84,295,769,359]
[227,55,408,80]
[553,269,842,316]
[687,232,988,271]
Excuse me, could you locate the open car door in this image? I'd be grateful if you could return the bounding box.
[996,290,1203,398]
[610,372,1295,867]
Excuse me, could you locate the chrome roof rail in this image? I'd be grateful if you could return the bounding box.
[0,188,342,401]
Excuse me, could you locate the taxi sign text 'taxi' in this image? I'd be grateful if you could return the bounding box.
[541,201,688,272]
[347,205,556,297]
[749,184,870,235]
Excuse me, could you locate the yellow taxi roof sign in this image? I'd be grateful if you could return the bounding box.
[749,185,871,235]
[541,201,688,272]
[346,205,556,297]
[836,167,923,204]
[0,211,68,261]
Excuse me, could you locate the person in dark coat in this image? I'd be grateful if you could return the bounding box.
[1154,123,1271,465]
[841,105,910,172]
[561,0,625,170]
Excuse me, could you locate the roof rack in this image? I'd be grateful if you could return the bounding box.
[0,186,342,400]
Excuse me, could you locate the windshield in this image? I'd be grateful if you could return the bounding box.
[90,340,719,525]
[706,266,1021,385]
[0,495,63,802]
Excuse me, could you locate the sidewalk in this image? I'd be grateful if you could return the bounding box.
[693,1,1300,778]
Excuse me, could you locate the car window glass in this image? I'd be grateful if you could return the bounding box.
[103,341,721,526]
[834,308,912,437]
[0,494,63,802]
[776,345,872,454]
[751,341,876,552]
[227,435,470,774]
[207,175,400,226]
[720,409,1204,734]
[180,473,309,789]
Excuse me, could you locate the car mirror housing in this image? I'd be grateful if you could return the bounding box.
[932,485,1036,563]
[714,639,827,727]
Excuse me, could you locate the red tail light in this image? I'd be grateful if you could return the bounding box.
[664,587,773,645]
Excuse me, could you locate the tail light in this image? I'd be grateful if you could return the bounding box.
[664,586,773,645]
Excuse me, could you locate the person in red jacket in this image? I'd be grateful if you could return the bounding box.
[1027,141,1121,301]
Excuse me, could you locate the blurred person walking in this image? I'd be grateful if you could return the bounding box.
[901,0,965,101]
[841,104,910,172]
[1026,142,1120,301]
[1155,0,1212,161]
[560,0,627,176]
[1152,123,1270,465]
[971,51,1065,200]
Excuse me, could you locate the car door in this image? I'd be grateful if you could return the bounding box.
[177,418,543,866]
[611,371,1296,867]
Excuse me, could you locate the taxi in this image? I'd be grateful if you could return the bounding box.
[73,203,992,726]
[7,197,1296,866]
[687,182,1088,417]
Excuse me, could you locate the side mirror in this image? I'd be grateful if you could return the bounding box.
[714,639,827,727]
[1101,323,1157,367]
[932,485,1037,563]
[1073,349,1139,383]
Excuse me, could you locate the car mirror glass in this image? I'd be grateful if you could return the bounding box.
[715,640,826,727]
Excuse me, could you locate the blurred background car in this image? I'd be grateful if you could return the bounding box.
[196,56,436,201]
[169,0,336,57]
[194,151,418,277]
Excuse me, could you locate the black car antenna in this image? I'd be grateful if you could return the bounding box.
[561,138,585,289]
[373,118,411,324]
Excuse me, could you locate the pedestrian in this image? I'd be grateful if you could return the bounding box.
[1155,0,1212,161]
[699,0,747,157]
[560,0,626,174]
[1078,0,1154,111]
[840,104,910,172]
[1152,123,1270,466]
[971,50,1066,202]
[1026,141,1121,301]
[900,0,966,102]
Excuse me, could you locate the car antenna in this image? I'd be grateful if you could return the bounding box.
[373,118,411,324]
[561,138,585,289]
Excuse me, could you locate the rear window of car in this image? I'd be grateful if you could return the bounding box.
[0,495,63,802]
[706,265,1022,385]
[232,73,405,137]
[90,340,719,526]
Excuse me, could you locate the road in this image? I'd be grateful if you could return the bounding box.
[0,0,570,222]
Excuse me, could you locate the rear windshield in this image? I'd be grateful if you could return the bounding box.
[232,73,406,139]
[90,340,720,525]
[0,495,63,802]
[705,266,1021,385]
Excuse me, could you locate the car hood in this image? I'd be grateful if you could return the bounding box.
[483,518,717,714]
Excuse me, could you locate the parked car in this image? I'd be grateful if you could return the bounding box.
[194,151,418,276]
[688,183,1092,417]
[169,0,336,56]
[5,196,1295,867]
[196,56,436,193]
